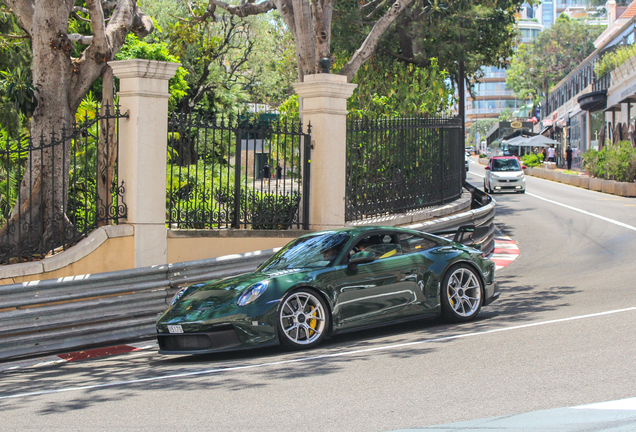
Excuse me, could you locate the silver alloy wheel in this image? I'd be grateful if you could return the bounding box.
[279,291,326,345]
[446,267,482,318]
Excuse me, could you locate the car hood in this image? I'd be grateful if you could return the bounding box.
[158,268,311,323]
[491,171,523,178]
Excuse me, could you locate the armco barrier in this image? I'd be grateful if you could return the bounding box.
[0,186,495,361]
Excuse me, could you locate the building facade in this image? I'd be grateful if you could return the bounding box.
[540,1,636,169]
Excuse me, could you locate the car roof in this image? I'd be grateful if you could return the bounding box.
[491,156,519,160]
[299,226,421,238]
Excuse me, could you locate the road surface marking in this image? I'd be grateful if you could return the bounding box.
[488,234,520,270]
[526,192,636,232]
[574,397,636,411]
[2,306,636,401]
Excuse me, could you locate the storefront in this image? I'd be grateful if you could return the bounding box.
[485,121,535,157]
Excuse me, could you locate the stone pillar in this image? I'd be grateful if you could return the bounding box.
[109,59,180,267]
[294,74,356,230]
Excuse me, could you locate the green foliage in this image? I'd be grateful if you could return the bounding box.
[498,109,514,122]
[341,56,453,118]
[277,94,299,124]
[507,16,604,104]
[595,43,636,78]
[0,130,29,225]
[141,0,295,114]
[115,34,189,109]
[0,9,33,137]
[333,0,526,86]
[521,153,544,167]
[583,141,636,182]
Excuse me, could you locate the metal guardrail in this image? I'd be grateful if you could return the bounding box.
[0,187,495,361]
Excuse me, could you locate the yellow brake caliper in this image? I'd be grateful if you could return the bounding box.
[308,306,318,337]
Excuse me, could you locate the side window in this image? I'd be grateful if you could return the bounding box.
[399,233,437,254]
[350,234,402,260]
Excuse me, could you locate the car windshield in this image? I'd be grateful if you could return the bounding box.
[258,232,351,271]
[492,158,521,171]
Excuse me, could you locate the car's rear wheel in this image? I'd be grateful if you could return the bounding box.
[278,289,329,350]
[441,264,483,322]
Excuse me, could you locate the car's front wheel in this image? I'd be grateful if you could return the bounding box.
[278,289,329,350]
[441,264,483,322]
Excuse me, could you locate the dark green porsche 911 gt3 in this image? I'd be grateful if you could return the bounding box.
[156,226,499,354]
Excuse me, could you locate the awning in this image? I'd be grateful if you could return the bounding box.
[503,135,558,147]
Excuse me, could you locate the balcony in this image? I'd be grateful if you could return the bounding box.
[470,90,515,97]
[482,72,507,79]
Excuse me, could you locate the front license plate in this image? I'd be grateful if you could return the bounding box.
[167,325,184,334]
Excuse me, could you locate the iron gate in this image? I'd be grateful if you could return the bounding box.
[167,113,311,230]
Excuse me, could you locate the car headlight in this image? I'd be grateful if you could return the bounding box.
[237,281,269,306]
[516,172,524,178]
[491,173,500,178]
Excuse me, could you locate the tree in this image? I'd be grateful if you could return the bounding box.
[506,14,604,105]
[206,0,423,82]
[343,56,453,117]
[1,0,153,251]
[333,0,527,88]
[467,119,497,147]
[498,108,513,122]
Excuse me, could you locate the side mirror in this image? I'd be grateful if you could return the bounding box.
[522,165,527,169]
[348,251,375,269]
[484,166,490,170]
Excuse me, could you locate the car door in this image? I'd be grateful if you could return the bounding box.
[398,232,441,312]
[330,234,420,330]
[486,159,493,189]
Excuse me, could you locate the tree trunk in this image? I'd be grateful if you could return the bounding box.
[1,3,76,255]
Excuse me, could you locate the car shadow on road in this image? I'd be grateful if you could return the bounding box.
[0,273,581,414]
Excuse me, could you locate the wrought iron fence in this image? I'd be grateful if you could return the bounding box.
[346,116,463,222]
[0,104,128,264]
[167,112,311,230]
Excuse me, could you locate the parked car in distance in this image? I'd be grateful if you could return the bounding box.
[484,156,526,194]
[156,226,499,355]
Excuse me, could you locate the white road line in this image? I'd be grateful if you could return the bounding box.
[526,192,636,232]
[574,397,636,411]
[2,306,636,401]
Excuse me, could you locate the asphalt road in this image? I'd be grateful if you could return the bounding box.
[1,158,635,431]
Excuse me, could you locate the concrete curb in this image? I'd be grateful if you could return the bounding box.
[523,167,636,197]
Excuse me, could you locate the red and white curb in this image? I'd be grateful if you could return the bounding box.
[0,341,157,372]
[487,234,520,270]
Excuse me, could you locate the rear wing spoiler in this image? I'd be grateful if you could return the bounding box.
[432,224,491,250]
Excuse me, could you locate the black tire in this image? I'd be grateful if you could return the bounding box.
[483,180,489,194]
[440,264,484,323]
[278,288,330,350]
[519,190,526,194]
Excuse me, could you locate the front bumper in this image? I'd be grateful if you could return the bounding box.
[156,301,282,355]
[157,322,279,355]
[490,176,525,192]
